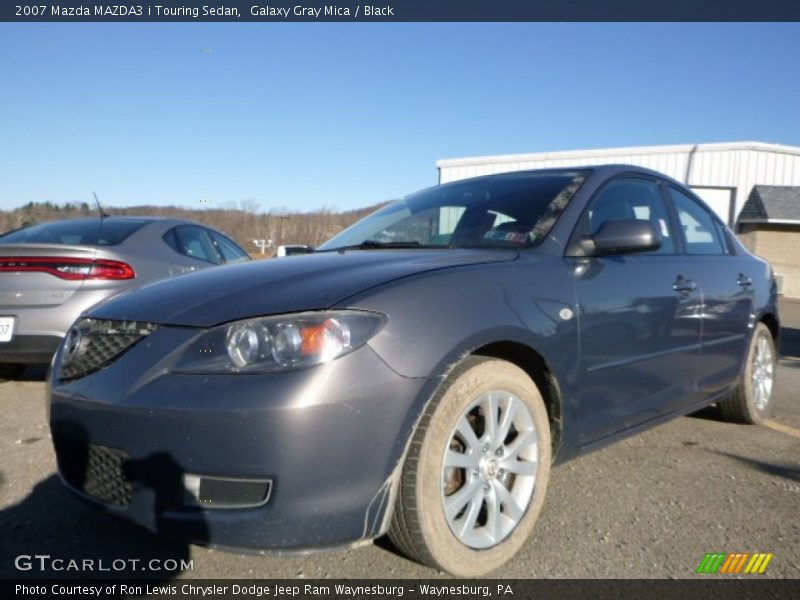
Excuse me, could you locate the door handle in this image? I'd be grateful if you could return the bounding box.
[673,276,697,293]
[737,273,753,288]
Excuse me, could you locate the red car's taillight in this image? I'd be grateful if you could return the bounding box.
[0,257,135,280]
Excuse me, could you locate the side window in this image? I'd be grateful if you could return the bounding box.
[667,187,726,255]
[580,177,675,255]
[209,231,250,263]
[164,225,220,264]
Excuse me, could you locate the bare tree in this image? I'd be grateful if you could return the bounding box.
[0,200,392,257]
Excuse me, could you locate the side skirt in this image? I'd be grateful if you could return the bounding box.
[574,385,737,457]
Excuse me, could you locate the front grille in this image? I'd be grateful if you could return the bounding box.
[59,319,157,381]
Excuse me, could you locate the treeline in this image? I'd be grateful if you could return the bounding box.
[0,200,391,256]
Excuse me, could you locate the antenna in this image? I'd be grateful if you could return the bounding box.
[93,192,110,218]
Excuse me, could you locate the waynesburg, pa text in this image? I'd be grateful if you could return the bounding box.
[15,583,514,597]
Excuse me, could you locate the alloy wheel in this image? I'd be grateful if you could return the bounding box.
[441,391,539,549]
[752,332,775,411]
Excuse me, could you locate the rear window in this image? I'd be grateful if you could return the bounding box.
[0,219,148,246]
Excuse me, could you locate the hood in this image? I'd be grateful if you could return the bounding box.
[87,249,518,327]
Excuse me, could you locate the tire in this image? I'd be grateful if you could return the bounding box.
[718,322,776,425]
[0,363,25,381]
[388,356,551,576]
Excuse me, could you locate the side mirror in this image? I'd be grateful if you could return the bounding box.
[276,244,313,257]
[591,219,661,255]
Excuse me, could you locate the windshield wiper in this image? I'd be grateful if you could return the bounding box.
[320,240,431,252]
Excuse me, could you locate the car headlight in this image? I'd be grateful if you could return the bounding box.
[171,310,386,374]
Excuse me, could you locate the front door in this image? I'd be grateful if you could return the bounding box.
[568,176,703,444]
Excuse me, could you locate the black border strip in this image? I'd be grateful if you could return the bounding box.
[3,1,800,23]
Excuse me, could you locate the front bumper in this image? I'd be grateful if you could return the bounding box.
[49,326,426,550]
[0,334,62,364]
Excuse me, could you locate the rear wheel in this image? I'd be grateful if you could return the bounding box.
[388,357,551,576]
[0,363,25,381]
[719,322,776,424]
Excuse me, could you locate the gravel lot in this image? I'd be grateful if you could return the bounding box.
[1,302,798,580]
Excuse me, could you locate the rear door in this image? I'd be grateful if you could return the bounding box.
[569,176,703,444]
[666,186,754,393]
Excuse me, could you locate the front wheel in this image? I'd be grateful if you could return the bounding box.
[388,357,551,576]
[718,322,777,424]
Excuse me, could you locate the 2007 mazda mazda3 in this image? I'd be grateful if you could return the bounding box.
[49,165,779,576]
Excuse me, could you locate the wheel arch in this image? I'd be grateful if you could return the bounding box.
[373,332,569,539]
[470,340,564,461]
[759,311,779,343]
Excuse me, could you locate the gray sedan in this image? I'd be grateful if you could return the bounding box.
[0,216,249,375]
[49,166,779,576]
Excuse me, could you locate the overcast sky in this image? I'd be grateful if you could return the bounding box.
[1,23,799,212]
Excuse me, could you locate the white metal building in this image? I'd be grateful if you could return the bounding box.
[437,141,800,227]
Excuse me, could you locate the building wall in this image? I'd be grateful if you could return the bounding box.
[437,142,800,225]
[739,225,800,298]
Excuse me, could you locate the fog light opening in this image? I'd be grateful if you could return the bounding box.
[182,474,272,509]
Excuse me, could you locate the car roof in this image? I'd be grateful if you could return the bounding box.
[441,164,678,183]
[580,163,683,180]
[40,216,203,227]
[0,215,219,246]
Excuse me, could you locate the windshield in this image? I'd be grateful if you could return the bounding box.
[0,219,149,246]
[318,171,588,251]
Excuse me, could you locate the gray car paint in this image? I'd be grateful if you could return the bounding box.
[88,248,518,327]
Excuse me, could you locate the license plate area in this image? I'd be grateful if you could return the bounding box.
[0,316,15,342]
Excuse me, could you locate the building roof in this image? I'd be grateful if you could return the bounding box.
[739,185,800,224]
[436,141,800,169]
